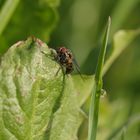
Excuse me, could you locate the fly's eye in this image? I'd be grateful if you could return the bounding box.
[60,47,67,53]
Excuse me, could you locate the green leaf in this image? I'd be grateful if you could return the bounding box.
[103,29,140,74]
[0,37,64,140]
[0,37,93,140]
[72,75,94,107]
[49,76,85,140]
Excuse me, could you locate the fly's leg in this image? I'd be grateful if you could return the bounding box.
[41,48,65,77]
[41,48,57,60]
[55,64,66,77]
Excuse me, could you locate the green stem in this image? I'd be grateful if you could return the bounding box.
[88,17,111,140]
[88,83,100,140]
[0,0,20,35]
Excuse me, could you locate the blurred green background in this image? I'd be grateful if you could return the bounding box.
[0,0,140,139]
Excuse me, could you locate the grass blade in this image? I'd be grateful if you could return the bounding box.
[88,17,111,140]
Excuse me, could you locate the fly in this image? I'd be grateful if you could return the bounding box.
[55,47,84,79]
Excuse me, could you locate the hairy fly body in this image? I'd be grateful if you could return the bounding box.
[55,47,74,74]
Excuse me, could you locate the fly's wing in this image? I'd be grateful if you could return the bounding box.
[73,58,85,81]
[67,48,84,80]
[73,58,81,74]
